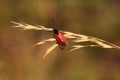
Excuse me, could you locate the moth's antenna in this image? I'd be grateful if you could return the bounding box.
[51,18,55,28]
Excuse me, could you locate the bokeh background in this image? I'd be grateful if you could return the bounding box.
[0,0,120,80]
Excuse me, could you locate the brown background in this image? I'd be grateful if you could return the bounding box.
[0,0,120,80]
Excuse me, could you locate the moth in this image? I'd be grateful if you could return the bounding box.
[53,28,68,49]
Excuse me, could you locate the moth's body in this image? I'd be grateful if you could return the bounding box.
[53,29,68,49]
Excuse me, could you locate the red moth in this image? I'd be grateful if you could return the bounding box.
[53,28,68,49]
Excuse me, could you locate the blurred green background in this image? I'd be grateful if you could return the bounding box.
[0,0,120,80]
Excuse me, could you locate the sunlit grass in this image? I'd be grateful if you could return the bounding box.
[11,21,120,58]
